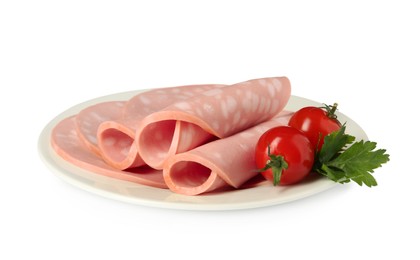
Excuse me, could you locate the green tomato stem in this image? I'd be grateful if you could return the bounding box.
[260,146,289,186]
[324,103,338,120]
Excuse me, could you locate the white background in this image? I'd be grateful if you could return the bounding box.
[1,1,419,259]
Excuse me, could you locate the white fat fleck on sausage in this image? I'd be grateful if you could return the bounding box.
[90,111,105,121]
[174,102,192,110]
[203,103,214,114]
[238,143,251,151]
[226,96,237,113]
[254,126,268,134]
[233,111,241,125]
[221,95,237,118]
[104,137,116,146]
[272,78,282,88]
[257,97,266,114]
[121,146,130,156]
[245,90,253,101]
[174,94,188,100]
[203,88,223,96]
[258,79,267,86]
[70,129,78,137]
[267,83,276,97]
[183,91,195,97]
[82,120,91,128]
[139,95,151,105]
[212,152,222,159]
[60,129,80,146]
[239,131,255,138]
[118,138,132,147]
[194,88,205,93]
[87,134,97,143]
[242,90,256,113]
[55,133,68,140]
[242,97,251,112]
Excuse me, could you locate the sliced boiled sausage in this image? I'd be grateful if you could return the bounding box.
[96,84,225,170]
[136,77,291,170]
[49,77,293,195]
[51,116,167,188]
[163,112,293,195]
[75,101,126,155]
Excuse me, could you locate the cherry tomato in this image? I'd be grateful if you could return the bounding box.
[255,126,314,186]
[288,103,341,151]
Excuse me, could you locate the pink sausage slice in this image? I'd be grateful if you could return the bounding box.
[75,101,126,155]
[97,84,225,170]
[163,112,293,195]
[51,116,167,188]
[136,77,291,170]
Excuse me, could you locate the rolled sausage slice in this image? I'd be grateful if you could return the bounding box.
[136,77,291,170]
[51,116,167,188]
[75,101,126,156]
[96,84,225,170]
[163,113,292,195]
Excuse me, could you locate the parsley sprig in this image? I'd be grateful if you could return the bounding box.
[313,125,390,187]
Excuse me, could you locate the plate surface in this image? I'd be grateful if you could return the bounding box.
[38,90,368,210]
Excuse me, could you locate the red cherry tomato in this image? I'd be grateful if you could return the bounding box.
[288,104,341,151]
[255,126,315,186]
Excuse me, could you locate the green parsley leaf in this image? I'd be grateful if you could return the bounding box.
[314,127,390,187]
[317,124,355,164]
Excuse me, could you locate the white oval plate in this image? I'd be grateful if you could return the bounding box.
[38,90,368,211]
